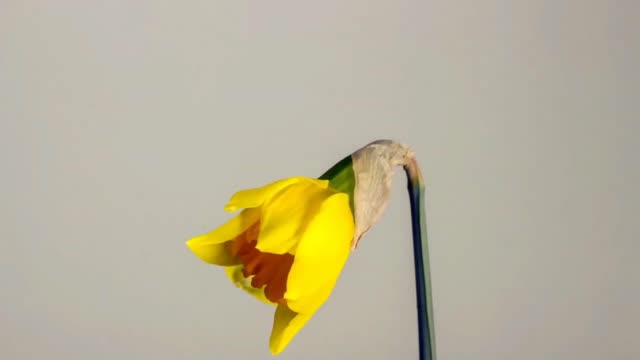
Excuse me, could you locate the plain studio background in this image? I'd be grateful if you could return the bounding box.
[1,1,638,359]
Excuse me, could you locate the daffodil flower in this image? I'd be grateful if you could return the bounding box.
[186,140,436,359]
[187,176,354,354]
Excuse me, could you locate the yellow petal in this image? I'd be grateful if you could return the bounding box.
[224,177,328,212]
[285,192,354,314]
[225,265,275,306]
[185,208,260,264]
[186,241,240,266]
[256,181,331,255]
[269,304,312,355]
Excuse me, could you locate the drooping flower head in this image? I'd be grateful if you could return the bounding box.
[186,140,414,355]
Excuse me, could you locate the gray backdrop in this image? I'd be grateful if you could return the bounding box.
[2,1,638,359]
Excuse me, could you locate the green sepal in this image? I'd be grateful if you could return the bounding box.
[319,155,356,212]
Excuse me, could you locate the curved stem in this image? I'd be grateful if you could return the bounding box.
[404,155,436,360]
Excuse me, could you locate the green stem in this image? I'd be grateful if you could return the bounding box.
[404,156,436,360]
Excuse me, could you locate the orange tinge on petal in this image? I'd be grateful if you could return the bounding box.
[228,222,294,304]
